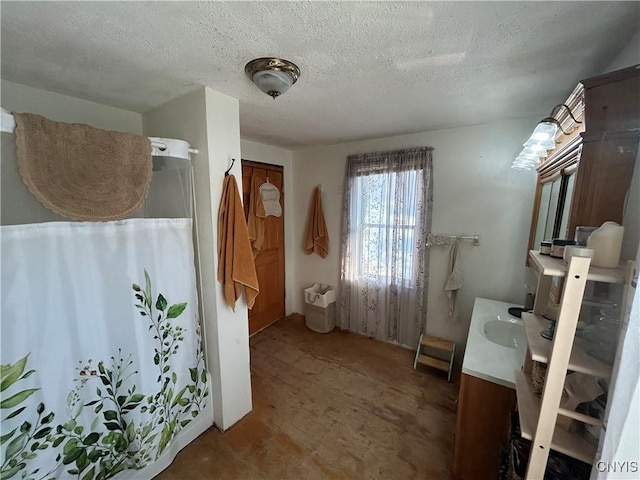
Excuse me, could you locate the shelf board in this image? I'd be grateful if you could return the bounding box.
[420,335,455,353]
[523,313,612,378]
[557,407,603,427]
[416,354,450,372]
[514,371,597,464]
[529,250,626,284]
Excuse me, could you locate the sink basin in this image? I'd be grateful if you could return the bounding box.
[483,319,526,350]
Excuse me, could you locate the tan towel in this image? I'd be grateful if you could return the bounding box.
[13,112,151,221]
[218,174,259,310]
[444,239,462,321]
[247,173,266,257]
[304,187,329,258]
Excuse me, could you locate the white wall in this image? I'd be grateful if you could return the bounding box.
[240,139,295,315]
[605,30,640,73]
[143,88,252,430]
[291,119,539,359]
[202,88,252,429]
[1,80,142,134]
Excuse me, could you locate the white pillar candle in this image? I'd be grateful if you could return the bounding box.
[586,222,625,268]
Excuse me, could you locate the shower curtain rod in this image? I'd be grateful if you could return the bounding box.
[0,107,199,157]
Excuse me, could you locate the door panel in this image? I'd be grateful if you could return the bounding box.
[241,161,285,335]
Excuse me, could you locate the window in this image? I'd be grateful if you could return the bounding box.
[339,147,432,346]
[354,169,423,284]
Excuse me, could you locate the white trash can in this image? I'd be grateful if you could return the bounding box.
[304,283,336,333]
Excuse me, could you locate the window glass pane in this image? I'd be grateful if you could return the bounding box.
[355,169,422,284]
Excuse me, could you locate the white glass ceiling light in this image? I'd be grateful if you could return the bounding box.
[523,144,547,155]
[512,103,582,171]
[512,154,540,170]
[511,146,545,171]
[512,161,537,171]
[523,118,559,150]
[245,57,301,99]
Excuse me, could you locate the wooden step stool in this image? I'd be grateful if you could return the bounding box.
[413,332,456,382]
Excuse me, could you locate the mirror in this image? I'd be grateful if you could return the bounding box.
[558,173,576,239]
[533,182,552,248]
[531,170,576,250]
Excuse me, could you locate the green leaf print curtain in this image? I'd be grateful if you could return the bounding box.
[0,219,211,480]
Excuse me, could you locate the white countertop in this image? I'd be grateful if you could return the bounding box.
[462,297,527,389]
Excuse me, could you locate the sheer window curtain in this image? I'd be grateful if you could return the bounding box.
[338,147,433,348]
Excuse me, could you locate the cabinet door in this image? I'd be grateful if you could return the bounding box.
[527,136,582,254]
[453,374,516,480]
[568,133,638,236]
[531,171,575,249]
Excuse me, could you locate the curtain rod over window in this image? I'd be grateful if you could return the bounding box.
[0,107,198,159]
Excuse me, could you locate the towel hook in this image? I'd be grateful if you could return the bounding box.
[224,158,236,177]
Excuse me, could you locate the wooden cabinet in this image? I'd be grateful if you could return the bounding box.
[582,66,640,132]
[515,251,633,478]
[453,373,516,480]
[569,130,638,236]
[527,65,640,255]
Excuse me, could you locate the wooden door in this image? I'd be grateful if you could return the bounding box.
[241,161,285,335]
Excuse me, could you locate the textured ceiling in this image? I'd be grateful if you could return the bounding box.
[1,1,638,149]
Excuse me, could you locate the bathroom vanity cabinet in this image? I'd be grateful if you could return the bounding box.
[515,251,634,479]
[453,297,525,479]
[453,373,516,480]
[527,65,640,256]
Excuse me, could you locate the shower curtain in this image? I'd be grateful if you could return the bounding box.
[1,218,210,480]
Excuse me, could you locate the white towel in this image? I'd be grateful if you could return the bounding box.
[444,239,462,321]
[259,182,282,217]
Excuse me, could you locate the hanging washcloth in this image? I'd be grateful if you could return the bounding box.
[13,112,151,221]
[259,182,282,217]
[247,174,266,257]
[444,239,462,321]
[218,174,259,310]
[304,186,329,258]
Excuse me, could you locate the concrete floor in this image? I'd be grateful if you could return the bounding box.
[156,314,459,479]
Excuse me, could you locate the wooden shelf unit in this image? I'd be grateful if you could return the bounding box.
[522,312,612,379]
[517,251,632,479]
[514,371,597,464]
[529,251,626,284]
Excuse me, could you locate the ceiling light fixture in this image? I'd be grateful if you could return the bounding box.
[245,57,301,99]
[512,103,582,171]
